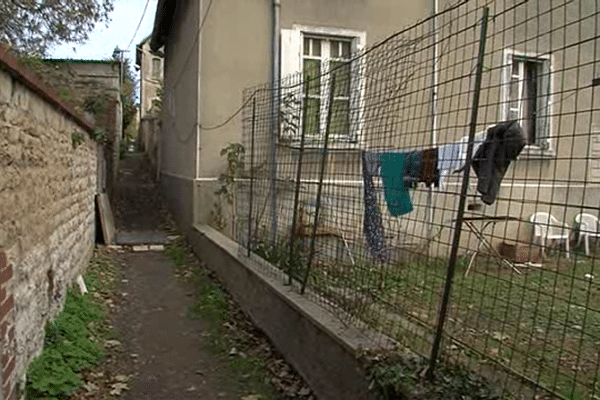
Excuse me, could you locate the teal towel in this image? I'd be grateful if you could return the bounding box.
[379,152,413,216]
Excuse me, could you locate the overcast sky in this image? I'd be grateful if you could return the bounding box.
[50,0,159,66]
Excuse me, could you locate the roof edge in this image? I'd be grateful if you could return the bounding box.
[150,0,177,52]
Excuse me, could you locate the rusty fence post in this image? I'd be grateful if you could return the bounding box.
[427,6,489,378]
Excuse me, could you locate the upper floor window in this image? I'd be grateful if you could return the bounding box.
[504,51,552,152]
[281,26,366,146]
[302,36,352,139]
[151,57,162,80]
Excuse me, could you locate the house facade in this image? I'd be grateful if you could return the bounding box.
[136,37,163,119]
[136,37,163,171]
[149,0,432,234]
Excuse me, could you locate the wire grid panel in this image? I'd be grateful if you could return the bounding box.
[237,1,600,398]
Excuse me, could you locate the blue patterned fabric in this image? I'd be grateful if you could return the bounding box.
[362,151,389,262]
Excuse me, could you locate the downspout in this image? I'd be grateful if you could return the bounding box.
[426,0,439,248]
[269,0,281,244]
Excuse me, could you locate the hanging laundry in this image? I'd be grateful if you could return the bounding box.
[380,152,414,216]
[362,151,389,261]
[362,148,440,260]
[437,130,486,186]
[471,120,525,205]
[420,147,440,187]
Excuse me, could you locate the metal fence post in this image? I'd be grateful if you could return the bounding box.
[288,81,310,284]
[427,6,489,378]
[247,96,256,257]
[269,84,280,245]
[301,75,336,295]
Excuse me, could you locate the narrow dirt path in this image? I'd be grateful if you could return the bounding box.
[110,152,236,400]
[115,250,236,400]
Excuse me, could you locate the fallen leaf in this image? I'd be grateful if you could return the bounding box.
[241,395,262,400]
[83,382,98,393]
[114,374,129,382]
[105,339,122,348]
[491,332,510,341]
[110,382,129,396]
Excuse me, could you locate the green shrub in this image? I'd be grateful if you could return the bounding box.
[26,288,104,399]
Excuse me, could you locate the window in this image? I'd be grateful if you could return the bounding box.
[151,57,162,80]
[281,26,366,145]
[303,37,352,138]
[504,52,551,150]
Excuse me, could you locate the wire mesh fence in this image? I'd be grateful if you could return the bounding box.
[234,1,600,398]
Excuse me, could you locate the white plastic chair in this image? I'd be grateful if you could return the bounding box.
[574,213,600,256]
[530,212,571,259]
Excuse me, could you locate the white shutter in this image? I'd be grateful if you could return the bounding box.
[281,28,301,80]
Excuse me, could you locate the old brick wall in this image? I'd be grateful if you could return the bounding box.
[0,50,98,400]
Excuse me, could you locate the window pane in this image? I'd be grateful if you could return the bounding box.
[509,77,519,112]
[524,63,538,144]
[331,41,339,58]
[342,41,351,58]
[303,37,310,56]
[512,59,519,76]
[330,61,351,97]
[330,99,350,136]
[305,98,320,136]
[303,59,321,96]
[312,39,321,56]
[152,58,161,79]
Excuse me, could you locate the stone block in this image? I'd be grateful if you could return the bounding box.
[0,71,12,104]
[132,245,150,252]
[11,83,29,110]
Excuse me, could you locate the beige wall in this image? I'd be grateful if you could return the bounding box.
[280,0,429,44]
[139,40,163,119]
[160,0,200,180]
[193,0,431,230]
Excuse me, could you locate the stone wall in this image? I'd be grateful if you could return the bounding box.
[0,48,98,400]
[27,59,122,196]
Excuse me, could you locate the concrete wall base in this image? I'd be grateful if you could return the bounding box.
[160,173,194,235]
[190,225,395,400]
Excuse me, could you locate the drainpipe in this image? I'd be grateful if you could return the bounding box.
[426,0,439,248]
[269,0,281,244]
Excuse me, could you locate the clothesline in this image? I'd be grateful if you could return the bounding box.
[362,121,526,261]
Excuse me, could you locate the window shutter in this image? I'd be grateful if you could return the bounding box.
[280,28,301,140]
[281,28,300,79]
[537,62,551,147]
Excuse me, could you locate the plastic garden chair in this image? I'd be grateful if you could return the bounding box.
[530,212,571,259]
[574,213,600,256]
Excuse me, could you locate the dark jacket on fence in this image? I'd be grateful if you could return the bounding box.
[471,120,526,205]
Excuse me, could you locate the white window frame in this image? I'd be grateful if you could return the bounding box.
[502,49,554,158]
[151,56,162,81]
[281,25,366,148]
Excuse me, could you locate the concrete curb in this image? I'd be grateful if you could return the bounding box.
[190,225,395,400]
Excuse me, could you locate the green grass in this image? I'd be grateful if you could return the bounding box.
[26,250,120,400]
[327,253,600,399]
[250,236,600,398]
